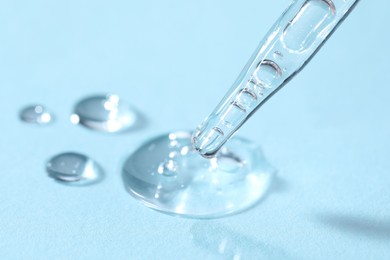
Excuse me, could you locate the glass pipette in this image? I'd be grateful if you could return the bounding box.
[192,0,359,158]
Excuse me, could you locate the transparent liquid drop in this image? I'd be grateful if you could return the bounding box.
[20,105,53,124]
[71,94,138,133]
[122,131,274,218]
[46,152,103,186]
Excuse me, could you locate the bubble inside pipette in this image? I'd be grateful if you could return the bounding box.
[281,0,336,53]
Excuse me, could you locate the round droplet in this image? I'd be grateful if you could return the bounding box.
[71,94,138,133]
[20,105,53,125]
[46,152,103,186]
[122,131,274,218]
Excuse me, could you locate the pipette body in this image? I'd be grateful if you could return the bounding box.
[192,0,359,158]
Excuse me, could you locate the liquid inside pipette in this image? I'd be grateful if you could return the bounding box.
[192,0,359,158]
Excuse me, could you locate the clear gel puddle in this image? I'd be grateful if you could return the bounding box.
[122,131,274,218]
[46,152,103,186]
[20,105,53,125]
[71,94,137,133]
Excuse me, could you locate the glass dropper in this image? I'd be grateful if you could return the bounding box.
[192,0,359,158]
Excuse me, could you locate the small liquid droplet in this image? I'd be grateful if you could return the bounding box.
[46,152,103,186]
[20,105,53,125]
[72,94,138,133]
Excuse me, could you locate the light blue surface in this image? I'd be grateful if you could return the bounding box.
[1,0,389,259]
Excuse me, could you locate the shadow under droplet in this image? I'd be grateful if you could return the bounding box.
[269,174,290,194]
[315,213,390,241]
[190,222,295,259]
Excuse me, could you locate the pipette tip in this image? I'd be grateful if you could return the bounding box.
[192,124,227,158]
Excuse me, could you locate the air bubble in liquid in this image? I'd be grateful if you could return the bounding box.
[71,94,138,133]
[281,0,336,53]
[252,59,282,90]
[46,152,103,186]
[122,131,274,218]
[20,105,53,125]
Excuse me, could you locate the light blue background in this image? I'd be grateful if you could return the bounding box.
[1,0,389,259]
